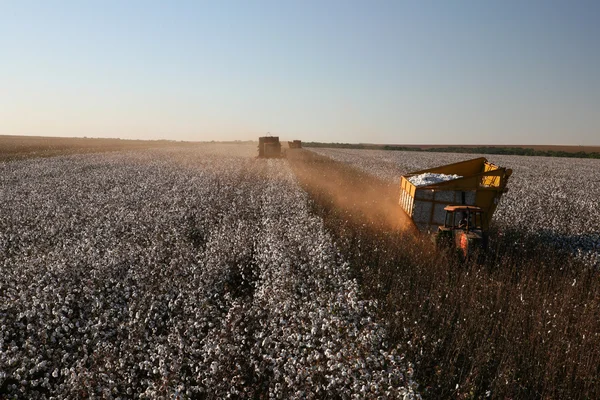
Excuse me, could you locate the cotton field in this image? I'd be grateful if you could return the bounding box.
[0,145,418,398]
[311,148,600,267]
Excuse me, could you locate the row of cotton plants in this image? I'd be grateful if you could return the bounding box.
[311,148,600,266]
[0,145,417,398]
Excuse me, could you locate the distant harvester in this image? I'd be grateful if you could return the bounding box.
[288,140,302,149]
[258,136,282,158]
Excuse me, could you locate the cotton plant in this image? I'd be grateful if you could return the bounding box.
[0,145,418,398]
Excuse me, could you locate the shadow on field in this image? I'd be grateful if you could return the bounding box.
[287,149,600,400]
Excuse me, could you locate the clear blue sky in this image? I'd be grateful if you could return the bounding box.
[1,0,599,145]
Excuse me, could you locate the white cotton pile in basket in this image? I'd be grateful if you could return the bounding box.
[408,173,462,186]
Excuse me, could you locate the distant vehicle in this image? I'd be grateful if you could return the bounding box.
[288,140,302,149]
[257,136,283,158]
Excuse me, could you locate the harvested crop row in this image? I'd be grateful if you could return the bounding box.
[0,145,417,398]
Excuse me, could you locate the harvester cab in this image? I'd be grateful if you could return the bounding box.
[436,205,489,260]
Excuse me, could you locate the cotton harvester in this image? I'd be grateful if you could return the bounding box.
[257,136,283,158]
[399,157,512,260]
[288,140,302,149]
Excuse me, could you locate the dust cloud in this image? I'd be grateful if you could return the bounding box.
[286,150,416,233]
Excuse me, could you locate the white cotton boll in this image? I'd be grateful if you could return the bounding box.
[1,147,422,398]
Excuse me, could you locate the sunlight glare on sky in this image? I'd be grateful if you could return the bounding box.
[1,0,599,145]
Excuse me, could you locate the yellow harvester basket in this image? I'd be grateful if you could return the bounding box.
[399,157,512,232]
